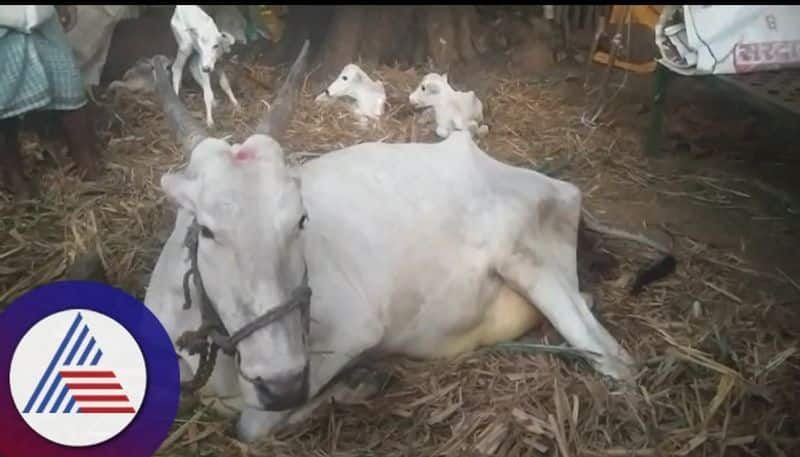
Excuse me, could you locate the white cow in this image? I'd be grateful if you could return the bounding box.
[143,42,674,443]
[170,5,238,128]
[409,72,489,139]
[315,63,386,125]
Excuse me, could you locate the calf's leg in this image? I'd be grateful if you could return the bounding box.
[218,70,240,110]
[190,64,216,128]
[171,36,193,95]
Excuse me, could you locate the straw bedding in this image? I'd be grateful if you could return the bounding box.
[0,55,798,457]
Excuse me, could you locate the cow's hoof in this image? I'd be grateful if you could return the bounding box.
[595,350,636,383]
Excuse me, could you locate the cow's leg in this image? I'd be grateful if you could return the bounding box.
[279,367,388,429]
[497,245,634,381]
[236,408,291,443]
[236,300,384,443]
[239,367,387,442]
[218,70,240,110]
[235,351,379,443]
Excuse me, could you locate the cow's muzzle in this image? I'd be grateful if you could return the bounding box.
[250,363,310,411]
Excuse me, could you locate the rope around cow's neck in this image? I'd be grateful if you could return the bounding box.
[176,218,312,394]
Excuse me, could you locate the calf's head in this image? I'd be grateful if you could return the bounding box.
[322,63,370,99]
[409,72,451,108]
[191,25,233,72]
[150,42,312,411]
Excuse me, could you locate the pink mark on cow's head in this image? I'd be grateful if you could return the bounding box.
[230,144,257,163]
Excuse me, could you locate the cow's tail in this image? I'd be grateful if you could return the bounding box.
[580,208,677,295]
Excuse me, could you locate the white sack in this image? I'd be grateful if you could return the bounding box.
[656,5,800,76]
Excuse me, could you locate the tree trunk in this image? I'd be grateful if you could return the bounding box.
[291,5,484,85]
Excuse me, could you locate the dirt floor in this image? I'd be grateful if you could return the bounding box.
[1,43,799,456]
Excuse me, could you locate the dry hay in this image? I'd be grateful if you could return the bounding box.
[1,54,799,457]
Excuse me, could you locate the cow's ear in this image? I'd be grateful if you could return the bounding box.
[161,170,200,214]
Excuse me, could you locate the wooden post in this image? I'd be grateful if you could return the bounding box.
[645,63,672,156]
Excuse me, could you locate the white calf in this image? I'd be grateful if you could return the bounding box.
[186,34,240,128]
[409,72,489,139]
[171,5,238,127]
[315,64,386,125]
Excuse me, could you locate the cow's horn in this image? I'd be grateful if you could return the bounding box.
[150,55,208,157]
[253,40,310,140]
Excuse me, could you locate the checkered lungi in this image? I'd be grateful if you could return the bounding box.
[0,15,87,120]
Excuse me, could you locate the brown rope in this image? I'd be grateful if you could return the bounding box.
[176,218,311,394]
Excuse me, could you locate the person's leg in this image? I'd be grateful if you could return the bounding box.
[0,116,35,198]
[59,104,100,180]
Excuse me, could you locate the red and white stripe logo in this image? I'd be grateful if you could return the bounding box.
[59,370,136,414]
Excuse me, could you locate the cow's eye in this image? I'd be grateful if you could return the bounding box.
[421,85,426,91]
[200,225,215,240]
[298,214,308,230]
[342,75,348,81]
[213,44,219,49]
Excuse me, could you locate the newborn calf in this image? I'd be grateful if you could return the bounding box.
[171,5,238,127]
[186,33,239,128]
[409,73,489,139]
[316,64,386,125]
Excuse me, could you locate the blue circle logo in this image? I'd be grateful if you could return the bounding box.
[0,281,180,457]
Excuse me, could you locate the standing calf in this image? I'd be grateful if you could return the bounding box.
[409,73,489,139]
[170,5,238,128]
[316,64,386,125]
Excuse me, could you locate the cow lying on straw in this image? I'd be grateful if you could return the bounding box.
[143,41,675,442]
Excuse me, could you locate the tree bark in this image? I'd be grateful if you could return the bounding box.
[316,6,364,80]
[299,5,483,84]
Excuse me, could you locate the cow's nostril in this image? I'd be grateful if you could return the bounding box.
[324,89,330,96]
[254,370,307,410]
[255,371,305,398]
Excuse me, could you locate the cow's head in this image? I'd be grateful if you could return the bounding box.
[321,63,369,99]
[409,72,450,109]
[150,42,311,412]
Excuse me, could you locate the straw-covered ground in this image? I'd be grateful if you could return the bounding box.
[1,52,799,457]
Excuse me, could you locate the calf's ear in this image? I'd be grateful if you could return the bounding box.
[161,171,201,214]
[221,31,235,48]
